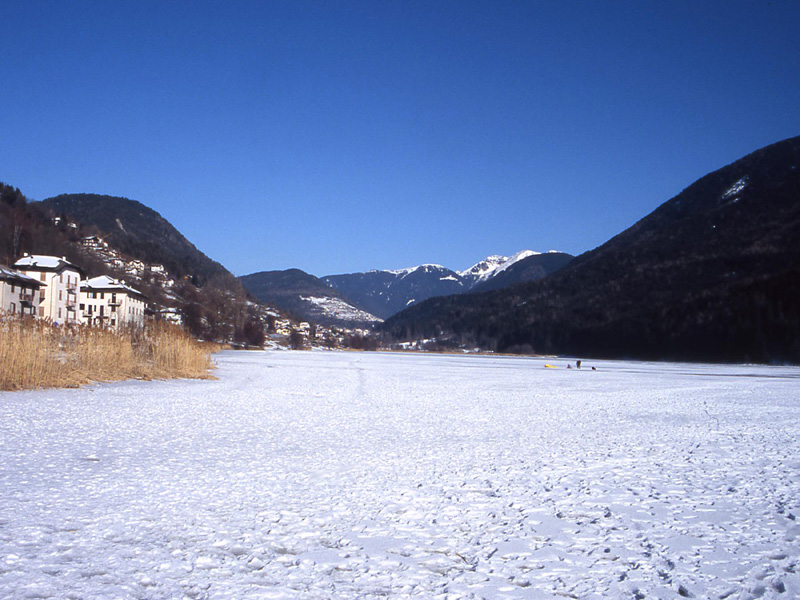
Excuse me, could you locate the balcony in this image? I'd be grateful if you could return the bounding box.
[20,293,36,307]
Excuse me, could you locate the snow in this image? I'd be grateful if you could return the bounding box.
[384,264,447,277]
[459,255,508,279]
[83,275,143,295]
[722,177,749,199]
[0,267,40,285]
[492,250,540,276]
[459,251,542,283]
[2,352,800,599]
[299,295,382,322]
[12,255,70,270]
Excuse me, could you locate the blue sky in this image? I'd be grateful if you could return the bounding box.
[2,1,799,276]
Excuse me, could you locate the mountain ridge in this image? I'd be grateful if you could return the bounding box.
[381,134,800,363]
[40,194,232,286]
[321,251,573,319]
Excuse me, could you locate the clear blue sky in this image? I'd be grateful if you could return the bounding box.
[2,1,799,276]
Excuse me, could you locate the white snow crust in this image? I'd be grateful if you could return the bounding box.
[2,352,800,599]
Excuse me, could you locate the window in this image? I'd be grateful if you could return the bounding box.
[11,284,15,294]
[10,303,16,314]
[58,308,62,318]
[80,304,85,311]
[40,272,45,282]
[59,290,63,300]
[101,292,105,300]
[39,307,44,317]
[111,305,116,313]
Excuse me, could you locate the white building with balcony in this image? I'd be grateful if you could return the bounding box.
[0,266,46,316]
[13,255,83,324]
[80,275,146,329]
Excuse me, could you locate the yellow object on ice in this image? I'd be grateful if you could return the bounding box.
[544,364,558,369]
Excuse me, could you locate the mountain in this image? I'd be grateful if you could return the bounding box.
[323,251,571,320]
[470,252,575,293]
[382,135,800,364]
[323,264,465,320]
[459,250,538,287]
[40,194,231,286]
[239,269,381,327]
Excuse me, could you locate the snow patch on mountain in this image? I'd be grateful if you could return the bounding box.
[385,264,448,277]
[459,250,541,283]
[722,176,749,199]
[300,296,382,323]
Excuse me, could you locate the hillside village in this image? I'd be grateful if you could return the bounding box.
[0,247,374,350]
[1,188,381,350]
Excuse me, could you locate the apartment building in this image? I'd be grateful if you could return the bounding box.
[13,255,84,324]
[80,275,146,329]
[0,265,45,316]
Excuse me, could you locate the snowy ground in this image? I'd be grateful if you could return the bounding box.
[1,351,800,600]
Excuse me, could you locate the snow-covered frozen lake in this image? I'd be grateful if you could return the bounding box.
[2,351,799,600]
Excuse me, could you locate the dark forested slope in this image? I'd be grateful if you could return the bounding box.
[383,135,800,363]
[41,194,231,285]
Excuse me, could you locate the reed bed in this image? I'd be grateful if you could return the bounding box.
[0,317,216,391]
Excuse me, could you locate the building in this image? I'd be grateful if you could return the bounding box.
[13,255,84,324]
[80,275,146,329]
[157,307,183,325]
[0,266,46,316]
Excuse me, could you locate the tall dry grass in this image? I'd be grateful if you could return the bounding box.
[0,317,216,391]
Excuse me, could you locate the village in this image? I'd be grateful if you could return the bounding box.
[0,233,375,350]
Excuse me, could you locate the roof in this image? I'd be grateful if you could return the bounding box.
[0,265,45,288]
[13,254,84,275]
[81,275,146,299]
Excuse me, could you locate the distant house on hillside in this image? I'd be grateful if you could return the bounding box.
[0,266,46,316]
[13,254,84,324]
[80,275,146,330]
[157,306,183,325]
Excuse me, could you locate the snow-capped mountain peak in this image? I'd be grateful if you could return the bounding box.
[385,264,447,277]
[458,255,508,279]
[459,250,541,283]
[323,250,573,320]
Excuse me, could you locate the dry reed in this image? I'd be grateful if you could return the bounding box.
[0,317,216,391]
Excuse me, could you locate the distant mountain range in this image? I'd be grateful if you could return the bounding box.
[382,135,800,364]
[240,251,573,325]
[322,251,573,319]
[238,269,381,327]
[7,135,799,363]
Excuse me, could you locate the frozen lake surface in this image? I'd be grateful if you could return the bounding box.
[1,350,800,599]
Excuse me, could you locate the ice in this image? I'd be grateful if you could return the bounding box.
[1,352,799,599]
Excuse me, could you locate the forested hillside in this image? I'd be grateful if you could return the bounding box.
[41,194,231,286]
[1,186,266,344]
[383,136,800,364]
